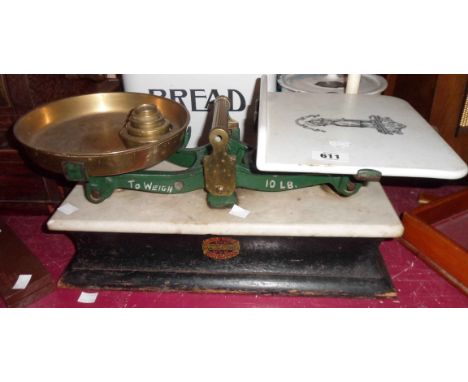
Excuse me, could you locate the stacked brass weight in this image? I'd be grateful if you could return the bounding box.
[120,103,172,147]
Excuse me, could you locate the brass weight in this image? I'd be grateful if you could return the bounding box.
[120,103,172,147]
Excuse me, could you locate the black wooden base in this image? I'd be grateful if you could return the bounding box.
[59,233,395,297]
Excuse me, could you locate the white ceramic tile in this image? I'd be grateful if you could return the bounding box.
[257,77,467,179]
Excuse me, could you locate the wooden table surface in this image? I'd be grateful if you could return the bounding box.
[1,181,467,308]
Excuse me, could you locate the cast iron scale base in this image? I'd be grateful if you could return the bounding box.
[59,233,395,297]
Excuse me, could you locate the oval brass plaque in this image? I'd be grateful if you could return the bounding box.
[202,237,240,260]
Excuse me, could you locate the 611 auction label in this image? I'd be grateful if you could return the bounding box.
[311,151,350,163]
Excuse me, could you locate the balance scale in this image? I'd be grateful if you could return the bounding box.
[14,76,467,297]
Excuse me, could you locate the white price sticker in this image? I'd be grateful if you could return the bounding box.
[57,203,79,215]
[229,204,251,219]
[77,292,99,304]
[12,274,32,290]
[312,151,350,163]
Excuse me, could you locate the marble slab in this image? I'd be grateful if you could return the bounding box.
[47,181,403,238]
[256,76,467,179]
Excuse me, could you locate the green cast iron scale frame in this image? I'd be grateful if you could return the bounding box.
[64,127,378,208]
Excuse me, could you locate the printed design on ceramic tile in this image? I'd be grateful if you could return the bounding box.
[296,115,406,135]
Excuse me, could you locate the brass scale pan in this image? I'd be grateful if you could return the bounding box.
[13,92,190,176]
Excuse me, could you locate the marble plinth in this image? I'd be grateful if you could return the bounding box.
[48,181,403,238]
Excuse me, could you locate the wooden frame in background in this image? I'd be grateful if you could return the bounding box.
[401,189,468,294]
